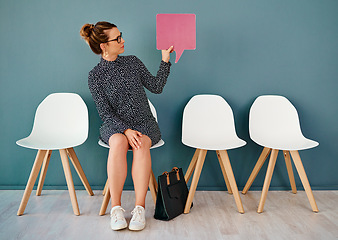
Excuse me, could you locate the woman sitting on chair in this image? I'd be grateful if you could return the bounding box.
[80,21,173,231]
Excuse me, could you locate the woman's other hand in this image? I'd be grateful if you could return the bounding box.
[124,129,143,149]
[161,46,174,63]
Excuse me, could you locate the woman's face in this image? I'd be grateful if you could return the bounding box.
[102,27,125,58]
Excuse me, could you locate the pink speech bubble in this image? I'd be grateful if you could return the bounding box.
[157,14,196,63]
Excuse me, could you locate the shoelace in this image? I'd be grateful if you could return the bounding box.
[111,207,125,223]
[131,206,144,223]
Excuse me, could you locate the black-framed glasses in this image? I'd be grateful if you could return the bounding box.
[105,32,122,43]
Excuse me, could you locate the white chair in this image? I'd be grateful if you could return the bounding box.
[16,93,93,216]
[242,95,319,213]
[99,100,164,215]
[182,94,246,214]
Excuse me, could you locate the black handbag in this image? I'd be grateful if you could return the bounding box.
[154,167,192,221]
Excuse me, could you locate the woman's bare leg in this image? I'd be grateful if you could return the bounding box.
[131,135,152,208]
[108,133,129,208]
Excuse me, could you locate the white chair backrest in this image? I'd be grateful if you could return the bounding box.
[182,95,244,149]
[249,95,304,144]
[29,93,88,145]
[148,99,157,121]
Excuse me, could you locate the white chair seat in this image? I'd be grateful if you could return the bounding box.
[183,136,246,151]
[252,135,319,151]
[17,136,86,150]
[98,139,164,149]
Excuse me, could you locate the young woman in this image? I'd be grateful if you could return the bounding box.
[80,21,173,231]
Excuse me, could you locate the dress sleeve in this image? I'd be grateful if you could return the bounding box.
[135,56,171,94]
[88,72,129,134]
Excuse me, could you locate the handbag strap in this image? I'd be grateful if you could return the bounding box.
[163,172,170,185]
[162,167,181,186]
[172,167,180,181]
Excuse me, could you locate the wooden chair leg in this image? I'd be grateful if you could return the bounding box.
[290,150,319,212]
[152,169,158,191]
[184,149,207,214]
[185,149,200,183]
[242,147,271,194]
[257,149,278,213]
[36,150,52,196]
[66,148,94,196]
[216,150,232,194]
[99,187,111,216]
[59,149,80,216]
[17,150,47,216]
[149,169,158,205]
[218,150,244,213]
[102,179,108,196]
[283,150,297,194]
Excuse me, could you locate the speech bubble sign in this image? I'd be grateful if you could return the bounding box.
[156,14,196,63]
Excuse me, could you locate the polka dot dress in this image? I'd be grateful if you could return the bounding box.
[88,55,171,146]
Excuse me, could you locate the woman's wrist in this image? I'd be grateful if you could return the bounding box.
[161,60,172,66]
[161,46,174,63]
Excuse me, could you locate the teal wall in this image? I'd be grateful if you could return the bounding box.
[1,0,338,190]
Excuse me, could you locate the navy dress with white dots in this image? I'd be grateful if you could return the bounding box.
[88,55,171,146]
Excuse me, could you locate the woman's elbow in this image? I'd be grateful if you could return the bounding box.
[152,86,165,94]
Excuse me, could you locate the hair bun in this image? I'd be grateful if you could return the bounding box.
[80,23,94,40]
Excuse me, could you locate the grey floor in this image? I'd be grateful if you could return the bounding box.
[1,190,338,240]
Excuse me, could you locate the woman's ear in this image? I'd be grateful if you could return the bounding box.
[100,43,105,52]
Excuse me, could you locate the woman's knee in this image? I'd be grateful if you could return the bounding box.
[139,135,152,150]
[109,133,129,150]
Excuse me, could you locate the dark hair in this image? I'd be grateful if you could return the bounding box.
[80,21,117,54]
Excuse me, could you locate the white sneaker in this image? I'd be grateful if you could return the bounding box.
[129,205,146,231]
[110,206,127,231]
